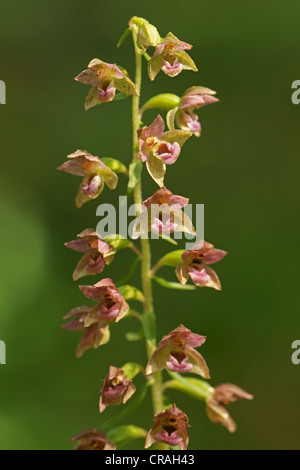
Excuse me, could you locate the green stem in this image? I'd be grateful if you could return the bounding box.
[131,31,167,450]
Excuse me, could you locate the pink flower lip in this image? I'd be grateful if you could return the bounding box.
[154,141,181,165]
[166,355,193,373]
[97,81,116,103]
[188,266,212,285]
[82,175,102,196]
[154,430,182,447]
[103,384,127,400]
[162,58,183,77]
[151,216,178,235]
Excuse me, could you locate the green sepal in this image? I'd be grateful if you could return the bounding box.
[121,362,144,380]
[166,107,178,130]
[153,275,196,290]
[164,373,214,401]
[100,157,128,175]
[141,94,181,113]
[113,92,130,101]
[106,425,147,448]
[163,129,192,146]
[176,50,198,71]
[125,329,145,342]
[118,285,145,304]
[156,249,185,268]
[105,234,132,251]
[127,161,143,194]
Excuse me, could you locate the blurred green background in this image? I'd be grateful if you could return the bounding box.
[0,0,300,450]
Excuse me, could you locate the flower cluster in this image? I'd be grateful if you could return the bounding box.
[59,15,253,451]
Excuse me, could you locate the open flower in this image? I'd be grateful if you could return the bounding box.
[167,87,219,137]
[57,150,118,208]
[138,115,191,186]
[99,366,136,413]
[65,229,115,281]
[145,404,189,450]
[206,383,253,433]
[146,325,210,378]
[148,33,197,80]
[131,188,195,239]
[75,59,138,110]
[176,241,227,290]
[71,429,115,450]
[61,306,110,358]
[79,278,129,324]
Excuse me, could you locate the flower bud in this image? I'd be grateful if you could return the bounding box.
[129,17,161,50]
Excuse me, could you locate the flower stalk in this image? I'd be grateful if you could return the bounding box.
[131,30,166,435]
